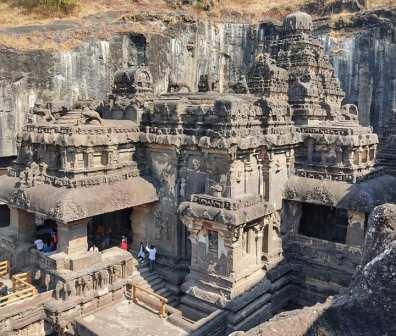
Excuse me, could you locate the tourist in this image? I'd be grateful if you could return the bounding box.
[42,241,52,253]
[137,242,145,263]
[146,243,157,272]
[34,238,44,251]
[120,236,128,251]
[89,244,99,253]
[0,282,8,297]
[50,229,57,249]
[103,227,111,248]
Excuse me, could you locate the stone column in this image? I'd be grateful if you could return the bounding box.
[262,213,282,263]
[356,147,363,165]
[57,219,89,256]
[130,204,152,251]
[336,146,343,166]
[344,148,354,167]
[10,207,35,242]
[346,210,366,247]
[255,229,263,264]
[307,140,314,163]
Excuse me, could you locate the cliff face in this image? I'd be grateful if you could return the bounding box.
[319,18,396,132]
[0,19,255,157]
[0,9,394,157]
[0,33,147,157]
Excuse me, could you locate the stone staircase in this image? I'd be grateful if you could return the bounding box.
[128,261,225,334]
[175,295,216,323]
[129,262,179,307]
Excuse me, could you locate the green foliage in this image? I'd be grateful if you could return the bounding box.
[13,0,80,15]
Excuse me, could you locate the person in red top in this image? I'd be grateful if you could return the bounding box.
[120,236,128,251]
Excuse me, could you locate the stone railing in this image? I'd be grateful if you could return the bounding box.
[0,260,9,277]
[32,248,135,301]
[0,272,38,309]
[29,248,58,271]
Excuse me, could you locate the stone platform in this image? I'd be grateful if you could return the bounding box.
[75,300,187,336]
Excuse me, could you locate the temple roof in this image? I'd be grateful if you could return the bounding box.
[0,175,158,223]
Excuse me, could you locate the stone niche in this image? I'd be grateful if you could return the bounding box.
[285,201,366,248]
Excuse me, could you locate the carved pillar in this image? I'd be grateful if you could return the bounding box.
[10,207,35,242]
[344,148,354,167]
[356,147,363,165]
[130,204,153,251]
[59,150,67,171]
[336,146,343,166]
[286,149,295,175]
[262,213,282,263]
[320,148,327,165]
[67,148,76,170]
[307,140,314,163]
[57,219,89,256]
[346,210,366,247]
[85,149,94,169]
[255,228,263,264]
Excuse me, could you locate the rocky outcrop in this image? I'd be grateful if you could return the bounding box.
[237,203,396,336]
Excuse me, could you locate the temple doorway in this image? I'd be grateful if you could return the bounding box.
[87,208,133,251]
[0,204,10,227]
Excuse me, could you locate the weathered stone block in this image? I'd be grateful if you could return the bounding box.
[69,252,102,271]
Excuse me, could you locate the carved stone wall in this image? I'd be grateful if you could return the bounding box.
[281,200,364,306]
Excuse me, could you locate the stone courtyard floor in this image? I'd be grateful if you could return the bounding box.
[77,300,187,336]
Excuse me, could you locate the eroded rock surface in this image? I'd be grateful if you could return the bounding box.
[240,203,396,336]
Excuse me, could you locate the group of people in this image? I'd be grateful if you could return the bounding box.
[137,241,157,272]
[112,237,157,272]
[33,224,158,272]
[34,229,57,254]
[91,223,112,250]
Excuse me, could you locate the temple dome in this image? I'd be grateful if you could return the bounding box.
[283,11,313,32]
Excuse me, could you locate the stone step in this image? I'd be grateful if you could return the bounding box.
[180,295,216,315]
[134,271,159,283]
[167,297,179,307]
[137,266,149,274]
[229,293,271,325]
[151,281,165,292]
[156,287,172,297]
[176,303,207,322]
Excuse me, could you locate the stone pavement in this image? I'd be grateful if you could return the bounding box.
[77,300,187,336]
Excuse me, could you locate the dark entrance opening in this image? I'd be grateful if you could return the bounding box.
[298,203,348,244]
[87,208,132,251]
[0,204,10,227]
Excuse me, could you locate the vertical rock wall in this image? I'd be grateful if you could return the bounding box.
[147,21,253,94]
[0,21,254,157]
[319,26,396,132]
[0,16,394,157]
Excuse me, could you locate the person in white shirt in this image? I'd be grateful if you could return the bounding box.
[89,244,99,253]
[34,239,44,251]
[146,243,157,272]
[137,242,145,263]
